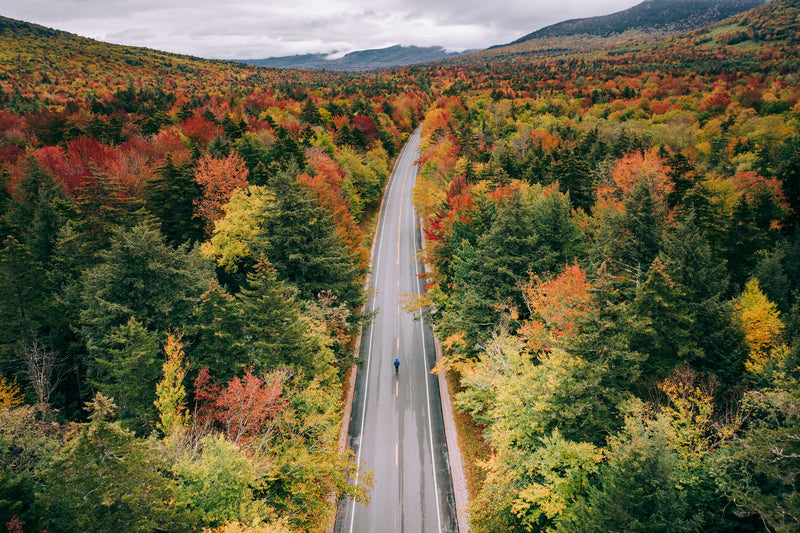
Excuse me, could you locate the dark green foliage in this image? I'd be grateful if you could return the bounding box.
[631,257,699,380]
[2,157,73,266]
[186,280,248,382]
[436,186,581,357]
[776,135,800,229]
[658,218,747,386]
[0,237,51,378]
[620,181,663,271]
[723,193,782,292]
[145,157,204,246]
[237,259,313,372]
[551,151,595,211]
[0,406,56,527]
[90,319,162,433]
[79,221,213,372]
[557,423,701,533]
[188,262,317,379]
[254,166,364,308]
[714,379,800,533]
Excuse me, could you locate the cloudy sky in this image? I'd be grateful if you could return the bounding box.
[5,0,641,59]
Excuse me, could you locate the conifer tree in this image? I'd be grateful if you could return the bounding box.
[91,318,161,432]
[255,166,364,308]
[145,157,203,245]
[238,258,313,372]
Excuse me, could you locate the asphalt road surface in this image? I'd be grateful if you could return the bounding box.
[334,129,459,533]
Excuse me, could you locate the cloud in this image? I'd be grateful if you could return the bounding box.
[4,0,641,59]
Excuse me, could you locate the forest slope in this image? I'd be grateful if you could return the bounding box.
[476,0,767,60]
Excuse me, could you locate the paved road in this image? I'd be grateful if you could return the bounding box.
[334,129,459,533]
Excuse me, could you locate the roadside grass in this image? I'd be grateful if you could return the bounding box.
[445,368,490,500]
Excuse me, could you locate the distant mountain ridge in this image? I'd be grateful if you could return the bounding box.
[241,45,464,72]
[507,0,766,45]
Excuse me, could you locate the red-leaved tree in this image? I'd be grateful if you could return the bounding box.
[193,367,286,448]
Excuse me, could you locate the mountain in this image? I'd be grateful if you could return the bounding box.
[511,0,767,43]
[470,0,768,61]
[240,45,464,72]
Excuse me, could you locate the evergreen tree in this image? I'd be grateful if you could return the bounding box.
[551,151,594,211]
[631,257,699,380]
[0,237,51,380]
[557,419,702,533]
[776,135,800,229]
[255,166,364,308]
[79,221,213,364]
[186,280,249,382]
[1,156,74,267]
[238,259,313,372]
[90,318,161,433]
[34,395,193,532]
[145,157,203,245]
[659,217,748,386]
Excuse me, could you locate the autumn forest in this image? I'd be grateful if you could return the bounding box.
[1,0,800,532]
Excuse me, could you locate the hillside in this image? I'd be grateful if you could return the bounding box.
[513,0,766,42]
[242,44,464,72]
[0,16,333,110]
[477,0,767,60]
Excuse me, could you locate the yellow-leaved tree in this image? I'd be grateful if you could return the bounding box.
[735,278,786,375]
[154,332,190,437]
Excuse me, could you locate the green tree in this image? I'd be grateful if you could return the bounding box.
[186,280,249,382]
[79,221,213,369]
[91,318,161,433]
[659,217,748,386]
[551,151,594,211]
[0,237,51,380]
[175,434,266,527]
[631,257,699,380]
[238,259,313,372]
[145,157,203,245]
[2,156,73,267]
[35,394,192,532]
[557,413,702,533]
[254,166,364,308]
[714,379,800,533]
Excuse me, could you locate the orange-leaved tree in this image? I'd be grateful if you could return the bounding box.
[520,262,595,352]
[193,152,250,232]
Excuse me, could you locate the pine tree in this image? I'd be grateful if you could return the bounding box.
[79,221,213,363]
[238,258,313,372]
[659,217,748,386]
[91,318,161,433]
[186,280,248,382]
[145,157,203,245]
[255,166,364,308]
[631,257,699,380]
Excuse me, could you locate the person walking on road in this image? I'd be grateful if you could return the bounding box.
[394,357,400,374]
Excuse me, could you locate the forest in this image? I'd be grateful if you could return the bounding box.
[1,0,799,531]
[415,1,800,531]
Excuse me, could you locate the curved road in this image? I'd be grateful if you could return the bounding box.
[334,129,459,533]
